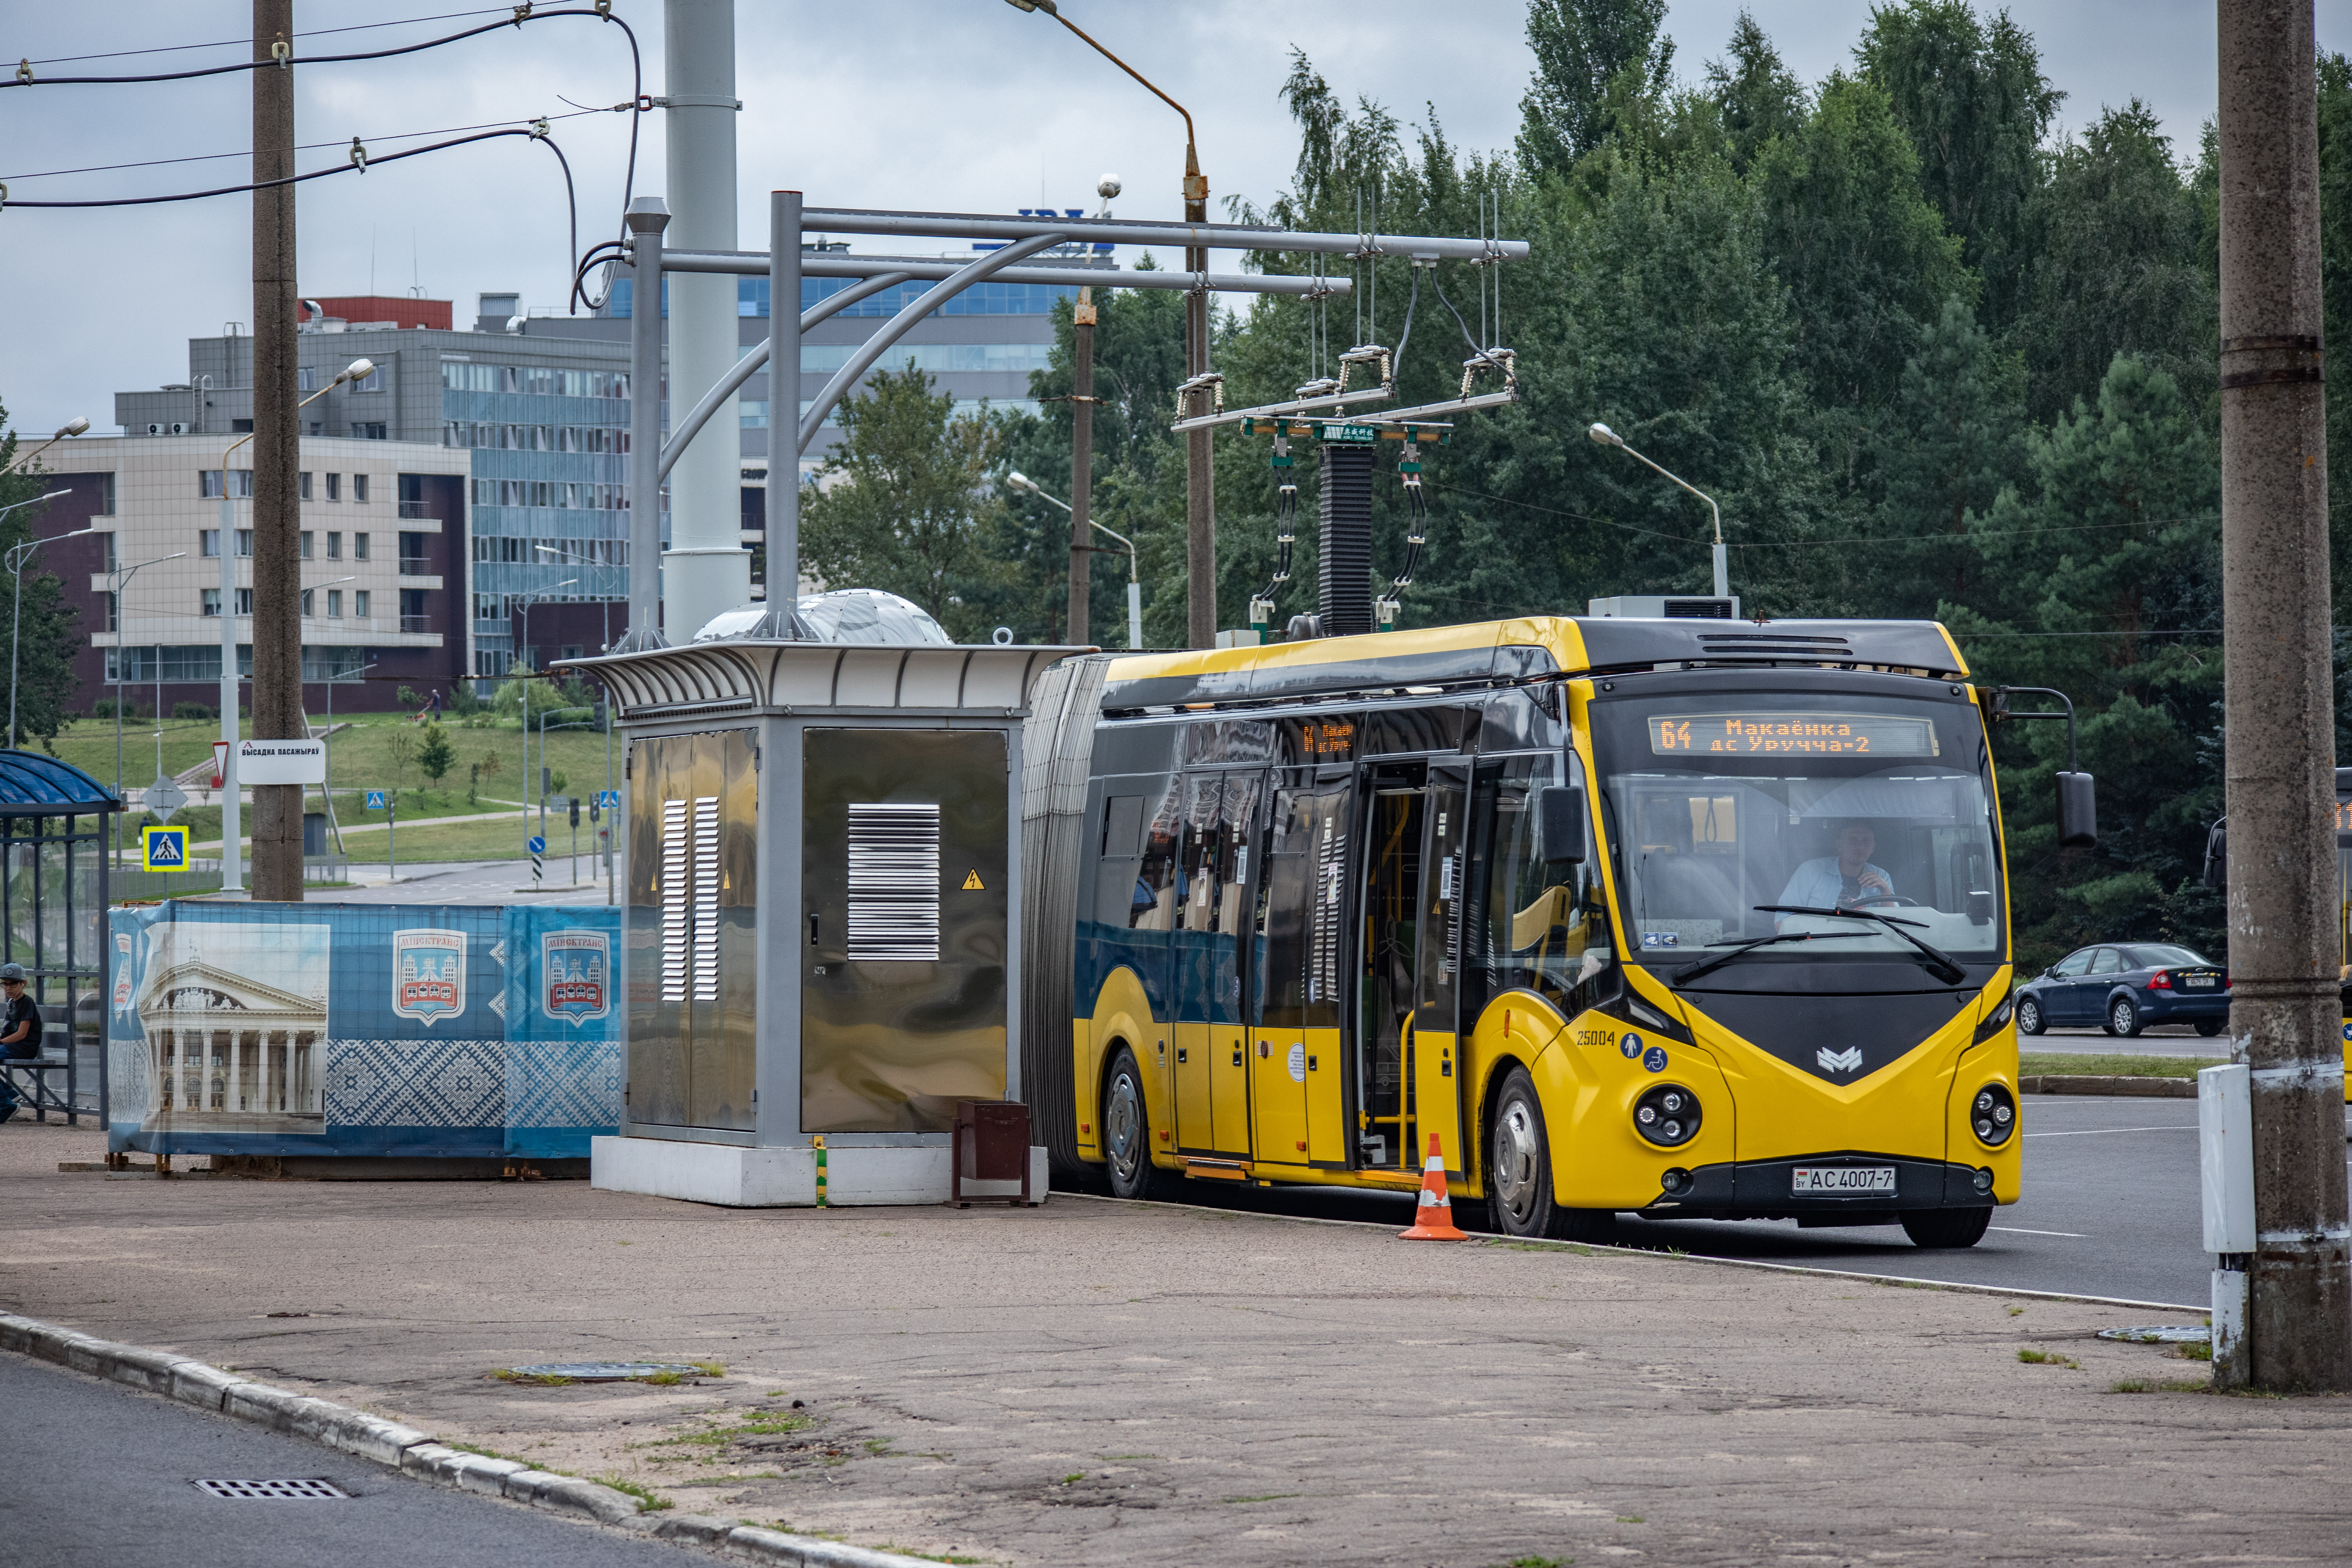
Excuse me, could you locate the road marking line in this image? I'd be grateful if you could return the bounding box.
[1989,1226,2088,1238]
[2023,1125,2196,1137]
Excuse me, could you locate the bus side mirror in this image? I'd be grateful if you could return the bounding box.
[2056,771,2097,849]
[1538,785,1586,866]
[2202,820,2226,890]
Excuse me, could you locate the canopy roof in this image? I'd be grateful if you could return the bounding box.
[0,750,122,815]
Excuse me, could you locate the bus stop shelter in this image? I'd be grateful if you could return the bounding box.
[0,750,121,1124]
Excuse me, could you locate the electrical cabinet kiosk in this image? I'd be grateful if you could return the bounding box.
[565,614,1081,1206]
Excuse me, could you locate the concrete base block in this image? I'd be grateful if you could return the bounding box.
[592,1136,816,1207]
[590,1136,1047,1208]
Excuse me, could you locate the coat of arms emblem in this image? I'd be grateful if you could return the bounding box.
[392,928,467,1024]
[541,930,610,1024]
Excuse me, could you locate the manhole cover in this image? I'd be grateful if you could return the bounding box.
[195,1479,348,1500]
[2096,1325,2210,1344]
[506,1362,701,1382]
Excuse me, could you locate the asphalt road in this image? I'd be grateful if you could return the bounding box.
[1171,1095,2352,1310]
[317,858,614,906]
[0,1352,692,1568]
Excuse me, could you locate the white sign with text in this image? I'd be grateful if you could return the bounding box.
[234,738,326,786]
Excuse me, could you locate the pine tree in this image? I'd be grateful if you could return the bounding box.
[1515,0,1676,178]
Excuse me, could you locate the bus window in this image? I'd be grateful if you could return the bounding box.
[1465,754,1603,1016]
[1132,777,1181,932]
[1259,780,1349,1031]
[1095,794,1146,926]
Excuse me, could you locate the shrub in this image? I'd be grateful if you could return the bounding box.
[171,702,214,720]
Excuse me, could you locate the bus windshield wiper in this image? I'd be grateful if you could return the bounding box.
[1667,931,1820,986]
[1753,905,1967,985]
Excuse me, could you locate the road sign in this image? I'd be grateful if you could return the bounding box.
[235,737,326,785]
[141,824,189,869]
[144,774,187,822]
[211,740,227,789]
[528,835,546,855]
[594,790,621,809]
[365,790,388,810]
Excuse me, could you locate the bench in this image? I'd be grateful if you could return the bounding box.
[0,1052,78,1124]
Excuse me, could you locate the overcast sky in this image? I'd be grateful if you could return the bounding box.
[5,0,2349,438]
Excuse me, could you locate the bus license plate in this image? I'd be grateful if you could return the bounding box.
[1793,1166,1896,1195]
[2184,976,2216,988]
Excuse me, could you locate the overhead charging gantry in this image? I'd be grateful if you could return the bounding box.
[612,197,1525,651]
[1166,205,1526,642]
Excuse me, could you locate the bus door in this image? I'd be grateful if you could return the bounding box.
[1410,762,1471,1180]
[1174,771,1261,1157]
[1255,771,1351,1167]
[1358,762,1428,1172]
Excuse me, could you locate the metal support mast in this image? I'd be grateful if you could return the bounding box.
[1068,285,1096,646]
[1183,152,1214,650]
[2216,0,2351,1391]
[248,0,302,900]
[619,199,670,653]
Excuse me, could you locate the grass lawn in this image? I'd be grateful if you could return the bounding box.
[363,812,612,867]
[2018,1053,2224,1079]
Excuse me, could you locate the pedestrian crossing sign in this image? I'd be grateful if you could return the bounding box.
[365,790,388,810]
[142,825,189,870]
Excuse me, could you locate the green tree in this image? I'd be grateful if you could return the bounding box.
[1516,0,1676,178]
[0,401,85,748]
[416,721,455,791]
[2016,101,2213,423]
[1856,0,2062,333]
[1704,10,1808,172]
[1870,296,2026,612]
[387,728,414,799]
[800,368,1009,640]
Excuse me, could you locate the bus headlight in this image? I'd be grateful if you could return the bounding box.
[1635,1084,1702,1148]
[1971,1083,2016,1148]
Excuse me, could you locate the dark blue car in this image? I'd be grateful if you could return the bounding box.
[2014,943,2229,1038]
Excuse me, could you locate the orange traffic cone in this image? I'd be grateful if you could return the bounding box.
[1398,1132,1468,1240]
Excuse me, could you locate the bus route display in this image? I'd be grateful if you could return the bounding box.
[1648,712,1940,758]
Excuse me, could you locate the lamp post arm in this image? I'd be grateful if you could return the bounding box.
[1089,517,1138,581]
[1616,438,1728,599]
[1038,8,1196,155]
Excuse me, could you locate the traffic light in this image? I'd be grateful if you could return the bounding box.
[569,797,581,829]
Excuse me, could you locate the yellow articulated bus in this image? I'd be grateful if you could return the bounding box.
[1020,614,2025,1248]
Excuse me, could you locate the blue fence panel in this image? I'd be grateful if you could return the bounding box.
[501,905,623,1158]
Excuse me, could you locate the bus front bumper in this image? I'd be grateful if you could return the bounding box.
[1635,1153,2000,1222]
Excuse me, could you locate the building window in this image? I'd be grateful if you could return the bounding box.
[299,367,318,392]
[98,474,116,516]
[350,423,387,441]
[105,592,119,633]
[353,532,370,561]
[354,590,370,618]
[299,531,313,559]
[327,531,341,560]
[739,400,769,428]
[352,366,386,393]
[327,589,342,619]
[101,532,117,572]
[301,589,314,617]
[234,588,252,616]
[230,418,254,433]
[354,474,371,503]
[306,421,324,437]
[235,530,252,557]
[399,532,430,575]
[200,529,220,557]
[299,472,312,500]
[199,470,254,499]
[326,472,341,501]
[201,588,221,617]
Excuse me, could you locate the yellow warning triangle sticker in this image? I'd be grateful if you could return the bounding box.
[962,869,984,890]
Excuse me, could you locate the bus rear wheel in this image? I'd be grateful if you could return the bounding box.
[1900,1206,1991,1249]
[1102,1046,1163,1201]
[1488,1066,1613,1243]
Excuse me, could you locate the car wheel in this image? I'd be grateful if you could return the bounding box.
[1488,1065,1613,1242]
[2109,996,2142,1038]
[2196,1020,2224,1038]
[1102,1046,1163,1201]
[1901,1206,1991,1249]
[2016,996,2045,1036]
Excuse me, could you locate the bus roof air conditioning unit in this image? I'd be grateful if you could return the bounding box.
[1586,595,1740,619]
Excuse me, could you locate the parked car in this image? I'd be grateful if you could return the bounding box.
[2014,943,2229,1038]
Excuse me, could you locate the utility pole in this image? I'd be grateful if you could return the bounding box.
[2215,0,2352,1392]
[248,0,303,901]
[1066,284,1096,646]
[1183,143,1214,650]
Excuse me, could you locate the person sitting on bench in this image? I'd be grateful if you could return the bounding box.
[0,962,44,1124]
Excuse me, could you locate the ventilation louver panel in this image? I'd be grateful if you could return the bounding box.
[848,803,941,962]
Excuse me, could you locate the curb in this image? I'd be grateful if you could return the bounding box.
[0,1312,941,1568]
[2022,1074,2195,1098]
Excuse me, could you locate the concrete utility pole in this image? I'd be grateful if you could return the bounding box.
[249,0,303,901]
[1183,147,1214,650]
[1067,284,1096,646]
[621,199,668,651]
[2215,0,2351,1392]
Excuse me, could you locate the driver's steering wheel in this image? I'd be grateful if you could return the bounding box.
[1842,893,1924,909]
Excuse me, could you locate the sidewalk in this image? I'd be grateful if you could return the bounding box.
[1,1122,2340,1566]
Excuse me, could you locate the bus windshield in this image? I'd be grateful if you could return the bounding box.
[1595,693,2004,973]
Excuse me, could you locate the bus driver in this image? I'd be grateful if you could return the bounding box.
[1777,821,1893,919]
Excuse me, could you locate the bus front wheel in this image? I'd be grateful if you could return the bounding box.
[1102,1046,1163,1201]
[1488,1066,1613,1243]
[1901,1206,1991,1248]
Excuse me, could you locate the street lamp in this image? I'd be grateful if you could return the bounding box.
[5,504,94,751]
[535,543,618,794]
[513,579,577,834]
[102,550,187,864]
[1008,470,1142,649]
[215,355,372,897]
[320,655,374,857]
[1587,422,1729,599]
[1,417,90,479]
